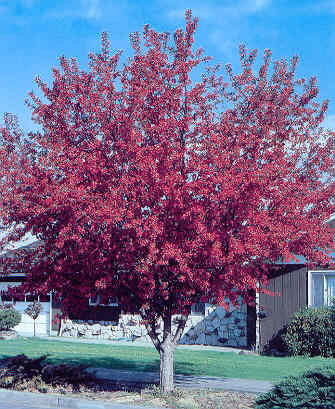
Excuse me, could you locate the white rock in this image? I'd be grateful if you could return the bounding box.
[211,318,220,328]
[215,307,228,320]
[195,334,206,345]
[217,328,228,338]
[205,334,217,345]
[193,320,205,333]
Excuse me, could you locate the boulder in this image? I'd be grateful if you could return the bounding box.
[0,330,18,340]
[217,328,228,339]
[210,318,220,328]
[205,334,218,345]
[215,307,228,320]
[193,320,205,333]
[238,350,258,356]
[184,327,195,337]
[195,333,206,345]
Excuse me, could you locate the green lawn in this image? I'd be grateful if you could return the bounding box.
[0,337,334,382]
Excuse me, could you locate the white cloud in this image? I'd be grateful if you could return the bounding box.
[166,0,272,21]
[44,0,102,21]
[306,1,335,14]
[167,6,212,20]
[323,114,335,131]
[247,0,271,13]
[209,30,237,55]
[19,0,39,8]
[83,0,101,20]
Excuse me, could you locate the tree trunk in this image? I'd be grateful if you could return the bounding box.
[33,320,36,337]
[58,318,64,336]
[159,313,177,393]
[160,340,175,393]
[139,309,189,393]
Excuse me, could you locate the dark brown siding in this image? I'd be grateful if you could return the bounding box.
[247,297,256,347]
[51,297,120,331]
[259,265,307,351]
[68,305,121,322]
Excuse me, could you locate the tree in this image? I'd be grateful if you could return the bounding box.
[0,304,21,331]
[0,10,335,393]
[24,301,43,337]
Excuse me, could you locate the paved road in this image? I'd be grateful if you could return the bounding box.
[0,389,169,409]
[0,401,51,409]
[0,405,48,409]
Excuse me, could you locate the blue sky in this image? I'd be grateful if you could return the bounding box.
[0,0,335,133]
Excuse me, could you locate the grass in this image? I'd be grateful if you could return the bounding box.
[0,337,334,383]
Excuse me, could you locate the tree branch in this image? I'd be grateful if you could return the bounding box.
[172,314,188,344]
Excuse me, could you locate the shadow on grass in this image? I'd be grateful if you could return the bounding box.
[0,337,198,377]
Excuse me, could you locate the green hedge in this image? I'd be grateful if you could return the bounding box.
[283,306,335,357]
[254,366,335,408]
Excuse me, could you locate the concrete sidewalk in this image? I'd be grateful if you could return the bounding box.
[85,367,274,395]
[0,388,167,409]
[39,335,274,394]
[0,368,273,409]
[0,369,273,409]
[0,335,274,409]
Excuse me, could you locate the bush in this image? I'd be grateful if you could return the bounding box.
[262,326,289,356]
[283,306,335,357]
[254,366,335,409]
[0,304,21,330]
[0,354,98,392]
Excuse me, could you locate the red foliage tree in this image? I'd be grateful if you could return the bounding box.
[0,10,335,392]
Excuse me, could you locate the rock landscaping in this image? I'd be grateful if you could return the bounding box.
[0,329,19,340]
[60,303,249,347]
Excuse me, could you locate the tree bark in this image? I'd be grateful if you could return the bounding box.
[159,313,175,393]
[160,339,175,393]
[139,309,189,393]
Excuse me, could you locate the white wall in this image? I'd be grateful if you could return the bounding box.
[0,282,50,335]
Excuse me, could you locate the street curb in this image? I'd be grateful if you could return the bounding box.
[0,388,168,409]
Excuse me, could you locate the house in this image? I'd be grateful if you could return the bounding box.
[0,230,254,346]
[255,213,335,352]
[0,230,51,337]
[1,215,334,351]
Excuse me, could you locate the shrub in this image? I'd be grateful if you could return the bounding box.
[283,306,335,357]
[0,304,21,330]
[0,354,98,392]
[262,326,289,356]
[254,366,335,409]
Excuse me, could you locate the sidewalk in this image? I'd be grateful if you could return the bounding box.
[0,388,167,409]
[85,367,274,395]
[39,335,274,394]
[0,367,273,409]
[0,335,274,409]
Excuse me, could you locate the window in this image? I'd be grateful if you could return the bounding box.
[89,294,99,305]
[309,271,335,307]
[0,291,13,303]
[106,297,118,306]
[191,302,205,315]
[25,294,39,302]
[89,294,118,306]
